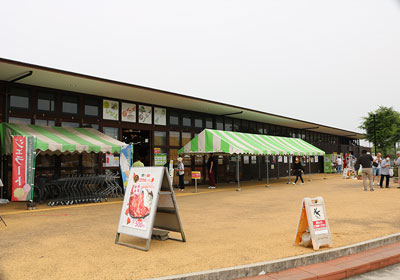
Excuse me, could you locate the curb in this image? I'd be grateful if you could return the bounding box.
[144,232,400,280]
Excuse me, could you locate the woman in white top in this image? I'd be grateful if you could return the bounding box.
[176,157,185,191]
[379,155,392,188]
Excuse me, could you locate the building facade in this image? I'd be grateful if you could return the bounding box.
[0,58,369,197]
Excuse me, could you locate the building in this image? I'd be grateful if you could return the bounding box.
[0,58,368,197]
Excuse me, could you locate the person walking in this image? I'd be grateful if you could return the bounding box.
[354,150,374,191]
[396,151,400,189]
[207,154,216,189]
[336,156,343,174]
[379,155,392,188]
[372,153,381,186]
[292,157,304,185]
[176,157,185,191]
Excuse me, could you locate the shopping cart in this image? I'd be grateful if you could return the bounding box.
[0,198,9,227]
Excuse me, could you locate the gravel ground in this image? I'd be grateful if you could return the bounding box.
[1,174,399,280]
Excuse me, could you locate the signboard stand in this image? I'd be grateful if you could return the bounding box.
[115,167,186,251]
[191,171,201,193]
[294,197,333,250]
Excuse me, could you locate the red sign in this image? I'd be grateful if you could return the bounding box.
[313,220,326,229]
[12,136,28,201]
[191,171,201,179]
[154,148,161,154]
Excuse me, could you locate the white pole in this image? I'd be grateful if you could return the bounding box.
[308,156,312,182]
[287,156,291,184]
[236,155,241,191]
[266,155,270,187]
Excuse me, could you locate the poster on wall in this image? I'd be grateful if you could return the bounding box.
[315,156,319,163]
[103,100,119,121]
[251,156,257,164]
[154,153,167,166]
[120,145,133,190]
[284,156,288,163]
[122,103,136,122]
[139,105,152,124]
[278,156,282,163]
[243,155,250,164]
[118,167,163,238]
[12,136,35,201]
[154,107,166,126]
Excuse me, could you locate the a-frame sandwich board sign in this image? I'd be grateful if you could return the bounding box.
[294,197,333,250]
[115,166,186,251]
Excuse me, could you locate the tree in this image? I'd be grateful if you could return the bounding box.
[360,106,400,155]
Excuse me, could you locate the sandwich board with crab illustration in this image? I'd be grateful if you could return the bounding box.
[116,166,186,251]
[294,197,333,250]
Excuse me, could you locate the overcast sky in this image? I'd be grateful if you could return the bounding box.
[1,0,400,138]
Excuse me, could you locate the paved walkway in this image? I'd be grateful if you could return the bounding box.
[239,242,400,280]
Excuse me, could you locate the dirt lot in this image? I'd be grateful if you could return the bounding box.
[1,174,400,280]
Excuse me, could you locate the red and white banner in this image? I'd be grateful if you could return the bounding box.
[12,136,34,201]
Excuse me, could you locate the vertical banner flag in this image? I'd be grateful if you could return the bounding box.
[120,145,133,190]
[12,136,35,201]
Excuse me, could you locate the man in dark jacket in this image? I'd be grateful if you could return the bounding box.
[355,151,373,191]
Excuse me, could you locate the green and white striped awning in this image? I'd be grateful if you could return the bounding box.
[178,129,325,156]
[0,123,126,155]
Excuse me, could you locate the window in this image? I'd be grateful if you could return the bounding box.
[216,117,224,130]
[37,91,55,112]
[249,122,256,133]
[182,132,191,146]
[154,131,167,146]
[233,119,240,131]
[9,87,30,109]
[182,114,191,127]
[205,117,213,129]
[103,127,119,140]
[194,117,203,128]
[257,123,263,134]
[62,95,79,114]
[8,117,31,125]
[169,148,179,163]
[61,122,79,128]
[225,118,232,131]
[35,119,55,126]
[241,120,248,132]
[84,97,99,117]
[169,131,180,146]
[169,112,179,126]
[263,125,269,135]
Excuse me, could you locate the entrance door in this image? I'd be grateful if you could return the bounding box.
[122,130,151,166]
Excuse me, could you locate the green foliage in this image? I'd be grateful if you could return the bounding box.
[360,106,400,155]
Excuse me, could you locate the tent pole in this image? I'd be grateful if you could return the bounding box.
[236,154,242,191]
[266,155,270,187]
[258,155,261,181]
[277,159,279,180]
[287,155,291,184]
[308,156,312,182]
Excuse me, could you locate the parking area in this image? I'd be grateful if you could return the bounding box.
[1,174,400,280]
